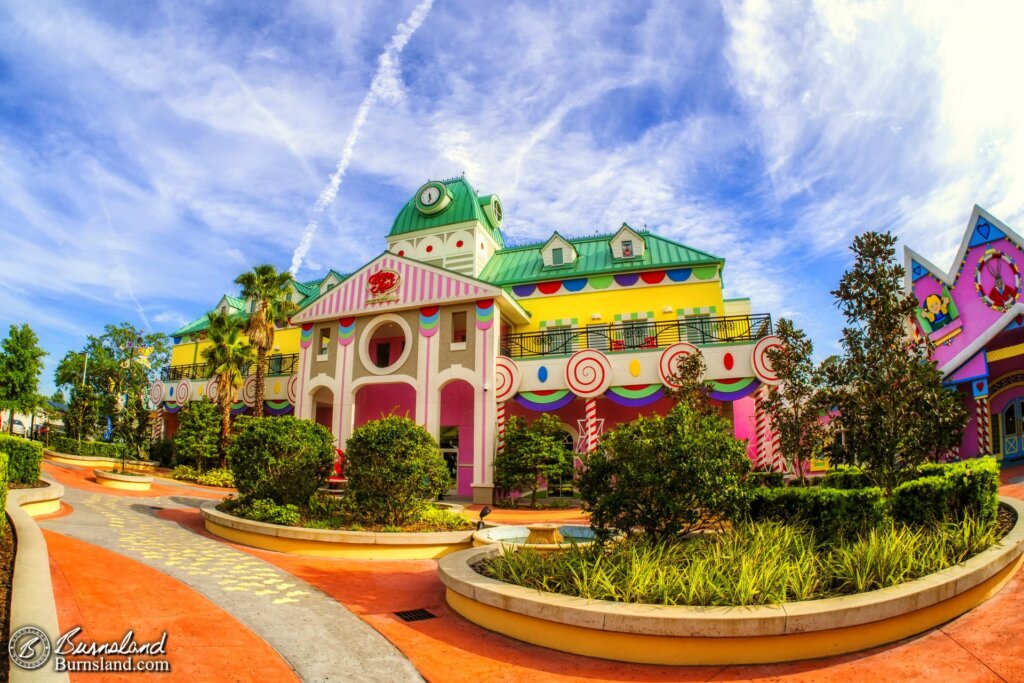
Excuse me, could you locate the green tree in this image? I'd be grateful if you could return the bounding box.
[762,318,829,483]
[344,416,450,526]
[54,324,168,420]
[234,265,297,417]
[173,399,221,472]
[824,232,967,491]
[494,414,573,508]
[665,350,713,414]
[201,311,254,461]
[0,324,47,434]
[580,401,750,541]
[64,384,99,441]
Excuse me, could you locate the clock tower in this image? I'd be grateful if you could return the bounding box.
[386,176,504,277]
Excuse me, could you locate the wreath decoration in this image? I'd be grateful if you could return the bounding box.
[975,249,1021,312]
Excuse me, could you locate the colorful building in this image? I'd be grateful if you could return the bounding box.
[907,206,1024,467]
[151,177,783,502]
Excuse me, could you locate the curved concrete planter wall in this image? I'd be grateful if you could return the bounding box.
[6,489,71,682]
[439,496,1024,666]
[9,481,65,517]
[93,469,153,492]
[202,501,485,560]
[44,449,157,472]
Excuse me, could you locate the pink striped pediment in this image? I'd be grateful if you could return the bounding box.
[292,255,500,323]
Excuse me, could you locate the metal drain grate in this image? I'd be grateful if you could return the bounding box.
[395,609,436,623]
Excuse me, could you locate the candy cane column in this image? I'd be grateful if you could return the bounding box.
[565,350,612,454]
[494,357,521,456]
[976,395,991,455]
[751,336,784,471]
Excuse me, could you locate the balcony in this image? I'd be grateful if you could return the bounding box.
[500,314,773,359]
[160,353,301,382]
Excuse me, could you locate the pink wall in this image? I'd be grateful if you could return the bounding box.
[440,380,475,497]
[354,383,416,429]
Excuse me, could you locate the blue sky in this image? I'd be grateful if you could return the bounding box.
[2,0,1023,394]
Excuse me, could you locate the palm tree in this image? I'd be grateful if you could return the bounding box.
[234,264,298,417]
[202,311,254,462]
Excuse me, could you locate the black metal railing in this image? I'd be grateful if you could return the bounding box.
[160,353,301,382]
[501,314,773,359]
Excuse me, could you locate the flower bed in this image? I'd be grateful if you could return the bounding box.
[93,468,153,491]
[202,500,485,560]
[438,497,1024,665]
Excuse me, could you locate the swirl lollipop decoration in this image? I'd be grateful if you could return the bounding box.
[175,379,190,406]
[149,382,163,408]
[206,377,220,402]
[659,343,701,387]
[494,356,521,402]
[751,335,783,386]
[564,349,612,398]
[241,375,259,407]
[286,374,300,405]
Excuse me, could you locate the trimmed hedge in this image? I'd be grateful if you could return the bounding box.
[228,416,334,506]
[890,457,1000,525]
[49,435,127,460]
[818,466,869,490]
[0,433,42,484]
[746,471,785,488]
[747,486,886,541]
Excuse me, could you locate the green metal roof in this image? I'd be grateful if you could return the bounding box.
[479,228,723,286]
[388,176,503,244]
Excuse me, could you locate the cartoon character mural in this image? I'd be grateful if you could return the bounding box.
[916,285,959,336]
[975,249,1020,312]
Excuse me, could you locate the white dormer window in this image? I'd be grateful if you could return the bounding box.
[541,233,576,268]
[611,224,645,259]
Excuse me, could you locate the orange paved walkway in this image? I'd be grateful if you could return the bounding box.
[44,529,298,682]
[160,490,1024,683]
[42,461,225,499]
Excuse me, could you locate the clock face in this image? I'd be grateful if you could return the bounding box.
[420,186,441,206]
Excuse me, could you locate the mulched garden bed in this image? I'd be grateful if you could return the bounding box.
[997,502,1017,538]
[8,480,49,490]
[0,517,17,682]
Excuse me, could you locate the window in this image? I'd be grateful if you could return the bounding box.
[552,247,564,266]
[286,292,293,303]
[621,240,633,258]
[621,320,654,348]
[318,328,330,357]
[544,325,574,354]
[375,342,391,368]
[683,314,710,344]
[452,311,467,344]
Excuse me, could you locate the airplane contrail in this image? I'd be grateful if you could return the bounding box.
[290,0,435,275]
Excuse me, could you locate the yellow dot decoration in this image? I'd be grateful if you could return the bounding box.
[629,359,641,377]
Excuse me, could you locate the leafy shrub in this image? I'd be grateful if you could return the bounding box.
[415,507,475,532]
[890,457,1000,525]
[0,452,8,538]
[196,468,235,488]
[494,414,573,507]
[228,416,334,506]
[173,399,220,469]
[171,465,199,481]
[746,470,785,488]
[49,435,126,460]
[747,486,886,541]
[579,402,751,541]
[148,439,175,466]
[0,433,42,484]
[344,416,450,527]
[236,498,301,526]
[819,466,869,490]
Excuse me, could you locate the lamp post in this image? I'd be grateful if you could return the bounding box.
[77,350,90,450]
[120,335,144,472]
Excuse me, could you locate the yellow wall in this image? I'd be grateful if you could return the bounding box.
[170,326,302,366]
[511,280,725,334]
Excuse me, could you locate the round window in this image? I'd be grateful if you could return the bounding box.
[360,316,413,375]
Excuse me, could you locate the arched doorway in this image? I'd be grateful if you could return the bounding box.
[353,382,416,429]
[440,380,474,497]
[310,386,335,434]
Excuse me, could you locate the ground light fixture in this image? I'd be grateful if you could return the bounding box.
[477,506,491,531]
